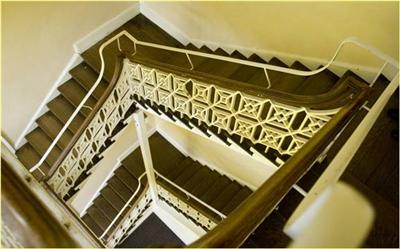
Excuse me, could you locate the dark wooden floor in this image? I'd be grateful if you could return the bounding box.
[341,86,399,248]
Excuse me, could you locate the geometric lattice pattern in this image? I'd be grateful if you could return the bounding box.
[127,61,339,156]
[47,59,340,199]
[48,60,135,198]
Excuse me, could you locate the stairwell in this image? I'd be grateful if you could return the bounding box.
[13,12,398,248]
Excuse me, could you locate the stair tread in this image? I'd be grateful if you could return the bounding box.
[214,48,229,56]
[115,167,139,192]
[82,214,103,237]
[122,147,145,179]
[230,50,247,60]
[69,62,109,100]
[271,61,309,93]
[229,54,265,83]
[16,144,50,179]
[294,67,339,95]
[101,186,125,211]
[183,165,209,192]
[47,95,85,134]
[108,176,134,202]
[126,14,182,48]
[58,79,97,117]
[200,175,231,204]
[174,161,202,186]
[36,112,73,150]
[247,57,287,88]
[149,133,186,176]
[191,170,221,197]
[87,206,111,230]
[185,43,199,51]
[166,157,193,181]
[93,195,119,221]
[25,127,62,166]
[222,187,253,215]
[210,181,242,211]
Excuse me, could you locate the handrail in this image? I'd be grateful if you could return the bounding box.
[189,78,369,247]
[30,28,398,174]
[29,32,128,173]
[154,169,226,220]
[99,172,147,239]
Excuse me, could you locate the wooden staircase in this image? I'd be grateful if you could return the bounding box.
[82,132,253,243]
[14,12,397,248]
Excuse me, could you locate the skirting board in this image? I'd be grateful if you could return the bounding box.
[140,2,397,83]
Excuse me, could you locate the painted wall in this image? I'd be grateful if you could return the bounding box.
[1,1,136,146]
[142,1,398,72]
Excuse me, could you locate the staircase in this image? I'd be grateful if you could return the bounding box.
[82,132,253,245]
[13,12,386,248]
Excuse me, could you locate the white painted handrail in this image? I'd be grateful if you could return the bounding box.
[29,29,399,173]
[99,172,147,239]
[154,169,227,220]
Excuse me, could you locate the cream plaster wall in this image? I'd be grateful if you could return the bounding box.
[1,1,136,146]
[143,1,399,69]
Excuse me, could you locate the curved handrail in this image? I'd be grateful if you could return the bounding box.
[29,28,398,173]
[188,78,369,248]
[99,172,147,239]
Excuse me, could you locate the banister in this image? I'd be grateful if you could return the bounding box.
[99,172,147,239]
[31,28,398,174]
[46,54,126,178]
[188,78,369,248]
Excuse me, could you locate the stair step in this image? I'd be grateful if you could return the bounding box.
[87,206,111,231]
[16,144,50,179]
[183,166,209,192]
[200,175,231,204]
[126,14,182,48]
[294,68,339,95]
[36,112,73,151]
[115,167,139,192]
[25,127,62,166]
[101,186,125,211]
[122,147,145,179]
[93,195,119,221]
[210,181,242,211]
[191,170,221,197]
[150,133,186,176]
[230,50,247,60]
[174,161,202,186]
[214,48,229,56]
[166,157,193,181]
[185,43,199,51]
[222,187,252,215]
[271,61,309,93]
[276,188,304,219]
[229,54,265,83]
[82,214,103,237]
[58,79,97,117]
[47,95,85,134]
[108,176,134,202]
[247,57,287,88]
[69,62,108,100]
